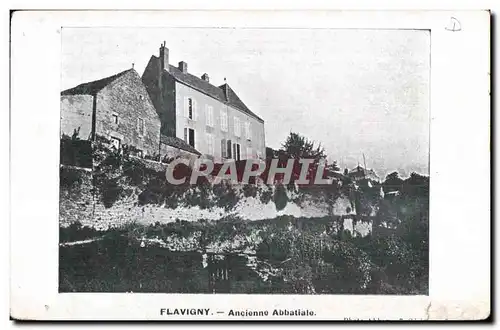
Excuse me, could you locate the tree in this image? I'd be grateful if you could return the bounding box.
[383,171,403,192]
[281,132,326,160]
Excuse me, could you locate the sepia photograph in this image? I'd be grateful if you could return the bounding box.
[58,27,430,295]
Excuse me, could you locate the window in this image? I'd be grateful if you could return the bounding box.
[234,117,241,137]
[245,122,251,140]
[110,136,121,150]
[137,118,145,136]
[205,105,214,127]
[220,109,228,132]
[184,127,195,147]
[206,133,214,155]
[184,97,197,120]
[112,113,119,125]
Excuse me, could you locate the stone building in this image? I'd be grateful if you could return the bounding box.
[60,68,161,156]
[142,42,266,162]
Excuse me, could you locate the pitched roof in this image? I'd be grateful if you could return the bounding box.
[155,59,263,122]
[160,135,201,155]
[61,69,134,96]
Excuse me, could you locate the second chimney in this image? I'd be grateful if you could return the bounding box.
[178,61,188,73]
[201,73,209,83]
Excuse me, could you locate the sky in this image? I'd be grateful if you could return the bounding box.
[61,27,430,179]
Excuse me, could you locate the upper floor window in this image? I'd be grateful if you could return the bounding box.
[220,109,228,132]
[205,105,214,127]
[184,97,197,120]
[234,117,241,137]
[137,118,145,136]
[112,113,119,125]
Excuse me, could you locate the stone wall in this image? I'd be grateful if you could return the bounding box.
[59,166,94,227]
[95,70,161,156]
[60,94,93,140]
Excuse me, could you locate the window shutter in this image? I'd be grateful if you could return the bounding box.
[221,139,226,158]
[227,139,232,158]
[184,97,188,118]
[193,99,198,121]
[184,128,188,142]
[142,119,146,136]
[205,105,209,126]
[246,122,251,140]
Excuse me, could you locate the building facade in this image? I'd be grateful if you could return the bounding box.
[60,69,162,156]
[142,42,266,163]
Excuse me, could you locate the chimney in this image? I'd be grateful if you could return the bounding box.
[178,61,188,73]
[159,41,169,72]
[201,73,209,82]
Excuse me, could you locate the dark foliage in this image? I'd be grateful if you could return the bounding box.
[259,187,273,205]
[99,178,123,208]
[213,182,238,211]
[242,184,258,198]
[273,184,288,211]
[60,139,93,168]
[60,166,83,190]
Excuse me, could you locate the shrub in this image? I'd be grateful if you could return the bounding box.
[242,184,258,198]
[60,167,83,190]
[100,178,123,208]
[123,158,147,186]
[273,184,288,211]
[185,182,214,209]
[213,182,238,211]
[259,186,273,205]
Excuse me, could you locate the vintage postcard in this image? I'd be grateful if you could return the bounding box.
[10,10,490,321]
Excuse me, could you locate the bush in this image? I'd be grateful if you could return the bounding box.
[60,167,83,190]
[273,184,288,211]
[185,181,214,209]
[259,186,273,205]
[213,182,238,211]
[242,184,258,198]
[100,178,123,208]
[123,158,147,186]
